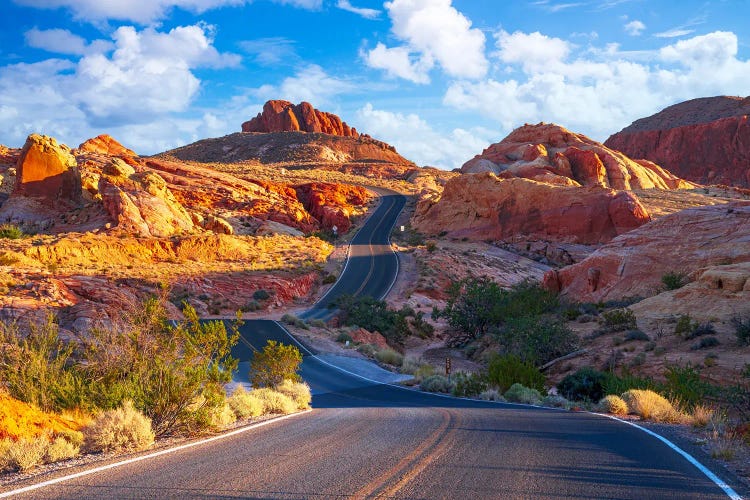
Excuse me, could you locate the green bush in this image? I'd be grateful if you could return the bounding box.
[674,314,695,337]
[602,309,637,332]
[624,329,649,342]
[663,364,715,410]
[84,401,155,453]
[495,316,578,366]
[250,340,303,388]
[308,319,328,329]
[557,367,608,402]
[240,300,261,312]
[731,315,750,345]
[375,348,404,366]
[602,371,659,396]
[280,314,308,330]
[541,394,570,409]
[425,241,437,252]
[451,372,489,397]
[253,289,271,301]
[322,274,337,285]
[421,375,455,393]
[504,383,543,404]
[336,332,353,343]
[334,295,427,345]
[685,323,716,340]
[487,354,546,393]
[661,271,689,291]
[0,223,24,240]
[691,336,720,350]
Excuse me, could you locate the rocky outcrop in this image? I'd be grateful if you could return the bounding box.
[295,183,370,233]
[462,123,693,190]
[605,96,750,187]
[544,203,750,302]
[412,173,651,244]
[242,100,359,137]
[78,134,137,158]
[11,134,81,207]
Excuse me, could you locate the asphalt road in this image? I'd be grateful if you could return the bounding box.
[3,191,742,499]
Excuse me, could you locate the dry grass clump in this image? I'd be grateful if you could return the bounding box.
[620,390,688,423]
[228,387,265,419]
[477,389,505,402]
[2,438,48,471]
[209,403,236,430]
[375,348,404,367]
[250,388,298,414]
[275,380,312,410]
[707,428,742,460]
[45,436,80,463]
[690,404,715,428]
[598,395,629,416]
[83,401,155,453]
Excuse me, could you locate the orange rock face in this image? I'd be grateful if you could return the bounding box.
[242,100,359,137]
[412,173,651,244]
[78,134,137,157]
[295,183,369,233]
[544,203,750,302]
[462,123,693,190]
[12,134,81,207]
[605,96,750,187]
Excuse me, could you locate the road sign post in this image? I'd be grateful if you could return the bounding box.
[445,357,451,380]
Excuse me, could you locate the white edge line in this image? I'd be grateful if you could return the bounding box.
[0,410,311,499]
[274,322,743,499]
[596,413,742,500]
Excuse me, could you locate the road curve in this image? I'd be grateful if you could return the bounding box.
[3,190,742,499]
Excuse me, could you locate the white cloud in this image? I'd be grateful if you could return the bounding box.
[238,37,298,66]
[624,20,645,36]
[13,0,320,23]
[364,0,487,83]
[251,64,354,105]
[336,0,380,19]
[0,24,241,153]
[356,103,494,169]
[25,28,114,55]
[654,28,694,38]
[443,30,750,142]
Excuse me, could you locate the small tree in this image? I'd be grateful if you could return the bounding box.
[250,341,303,388]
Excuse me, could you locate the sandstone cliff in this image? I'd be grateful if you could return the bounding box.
[605,96,750,187]
[462,123,693,190]
[78,134,137,158]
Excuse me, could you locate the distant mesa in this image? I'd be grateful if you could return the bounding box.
[79,134,137,158]
[242,100,359,137]
[461,123,693,191]
[605,96,750,187]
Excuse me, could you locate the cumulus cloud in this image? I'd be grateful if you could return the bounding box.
[364,0,487,83]
[0,23,241,152]
[624,20,645,36]
[356,103,494,169]
[251,64,354,105]
[336,0,380,19]
[444,30,750,142]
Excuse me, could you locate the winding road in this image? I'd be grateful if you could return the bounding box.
[2,192,744,499]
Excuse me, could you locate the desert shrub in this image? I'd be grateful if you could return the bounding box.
[250,340,303,388]
[322,274,337,285]
[2,437,48,471]
[487,354,546,393]
[691,404,715,428]
[477,389,504,401]
[425,240,437,252]
[45,435,80,463]
[228,386,265,419]
[308,319,327,329]
[437,279,558,343]
[0,439,12,472]
[0,223,24,239]
[732,315,750,345]
[240,300,261,312]
[661,271,689,291]
[400,356,421,375]
[685,322,716,340]
[413,364,436,383]
[253,289,271,301]
[504,383,542,405]
[421,375,455,393]
[624,329,649,342]
[663,364,716,410]
[602,371,659,396]
[336,332,353,343]
[83,401,155,453]
[275,380,312,410]
[674,314,695,337]
[601,309,637,332]
[598,395,629,415]
[451,372,489,397]
[356,343,378,357]
[692,336,720,350]
[280,314,308,329]
[56,428,84,449]
[557,367,607,402]
[207,403,236,430]
[495,317,578,366]
[620,390,686,423]
[334,295,425,345]
[250,388,297,414]
[375,348,404,367]
[542,394,570,409]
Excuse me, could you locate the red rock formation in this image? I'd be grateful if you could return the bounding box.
[242,100,359,137]
[544,202,750,302]
[605,96,750,187]
[12,134,81,207]
[462,123,693,190]
[295,183,370,233]
[78,134,137,157]
[412,173,651,244]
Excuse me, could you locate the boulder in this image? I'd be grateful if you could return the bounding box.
[242,100,359,137]
[11,134,81,207]
[605,96,750,187]
[544,202,750,302]
[412,173,651,244]
[78,134,137,157]
[461,123,694,190]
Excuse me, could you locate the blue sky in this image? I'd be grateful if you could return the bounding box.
[1,0,748,169]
